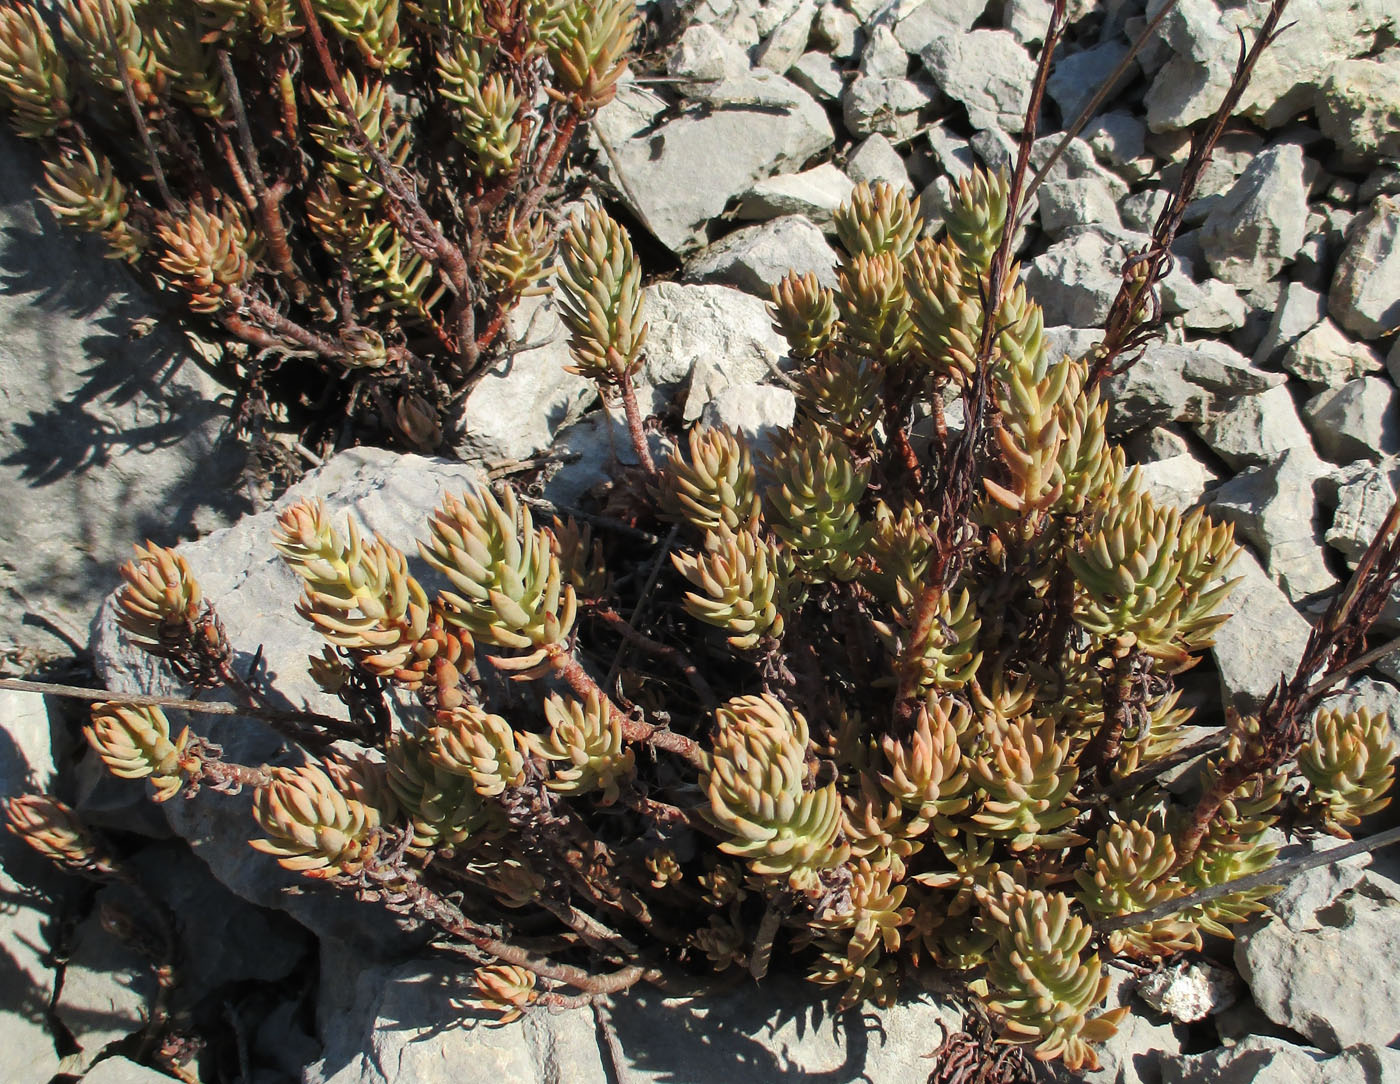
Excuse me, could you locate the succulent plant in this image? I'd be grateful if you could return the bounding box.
[0,0,638,448]
[49,167,1400,1077]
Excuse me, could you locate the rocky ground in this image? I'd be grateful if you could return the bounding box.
[3,0,1400,1081]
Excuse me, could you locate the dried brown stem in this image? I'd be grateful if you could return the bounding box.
[592,606,718,711]
[117,59,174,209]
[545,646,706,769]
[1090,0,1294,386]
[618,380,657,477]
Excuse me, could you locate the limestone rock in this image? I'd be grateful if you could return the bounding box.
[1209,447,1336,601]
[918,29,1037,132]
[90,448,483,950]
[1267,833,1374,933]
[0,689,66,1083]
[1162,277,1248,332]
[1160,1036,1400,1084]
[667,23,750,86]
[1302,376,1400,463]
[1323,456,1400,563]
[685,216,839,295]
[1209,545,1311,711]
[1198,144,1309,292]
[788,50,843,101]
[1036,176,1122,239]
[1253,281,1327,364]
[1195,385,1314,470]
[894,0,988,53]
[1329,195,1400,341]
[1046,41,1135,124]
[846,133,913,191]
[637,282,792,421]
[1316,56,1400,162]
[811,4,859,58]
[593,70,833,255]
[1281,317,1385,388]
[1101,350,1205,435]
[83,1058,183,1084]
[307,961,963,1084]
[0,131,248,664]
[1138,453,1217,509]
[1002,0,1052,46]
[1081,966,1185,1084]
[841,74,939,141]
[455,290,597,464]
[55,911,156,1073]
[1025,229,1149,328]
[857,23,907,79]
[702,383,796,449]
[736,163,855,226]
[1236,882,1400,1051]
[753,0,816,74]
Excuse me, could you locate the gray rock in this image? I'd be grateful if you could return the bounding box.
[1137,960,1242,1024]
[811,4,860,59]
[1144,0,1399,132]
[1329,195,1400,341]
[787,50,844,101]
[1047,41,1136,124]
[456,291,597,464]
[1042,325,1103,366]
[702,383,797,449]
[1176,339,1286,400]
[1236,886,1400,1051]
[1029,134,1132,201]
[1303,376,1400,463]
[593,70,833,255]
[1036,176,1122,239]
[1121,188,1171,232]
[753,0,805,40]
[0,689,65,1082]
[1316,56,1400,162]
[90,449,483,949]
[754,0,816,74]
[841,74,939,140]
[1025,229,1148,328]
[1267,834,1374,933]
[1084,111,1148,172]
[1125,424,1193,464]
[1101,350,1206,435]
[736,163,855,226]
[1081,965,1185,1084]
[919,29,1037,132]
[0,131,248,665]
[685,216,839,295]
[639,281,792,422]
[1210,545,1312,711]
[857,23,908,79]
[307,960,963,1084]
[668,22,751,86]
[55,911,156,1073]
[1199,144,1309,292]
[1253,282,1327,364]
[1160,1036,1400,1084]
[1162,276,1248,332]
[1002,0,1053,46]
[846,133,913,192]
[1389,337,1400,387]
[1282,318,1386,388]
[1209,448,1337,601]
[1139,453,1217,509]
[82,1057,181,1084]
[1195,385,1314,470]
[894,0,988,52]
[1323,456,1400,563]
[922,122,978,183]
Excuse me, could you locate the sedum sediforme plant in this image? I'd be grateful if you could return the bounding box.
[37,188,1400,1077]
[0,0,637,450]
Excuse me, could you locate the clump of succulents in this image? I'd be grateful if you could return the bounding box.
[14,180,1400,1076]
[0,0,636,449]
